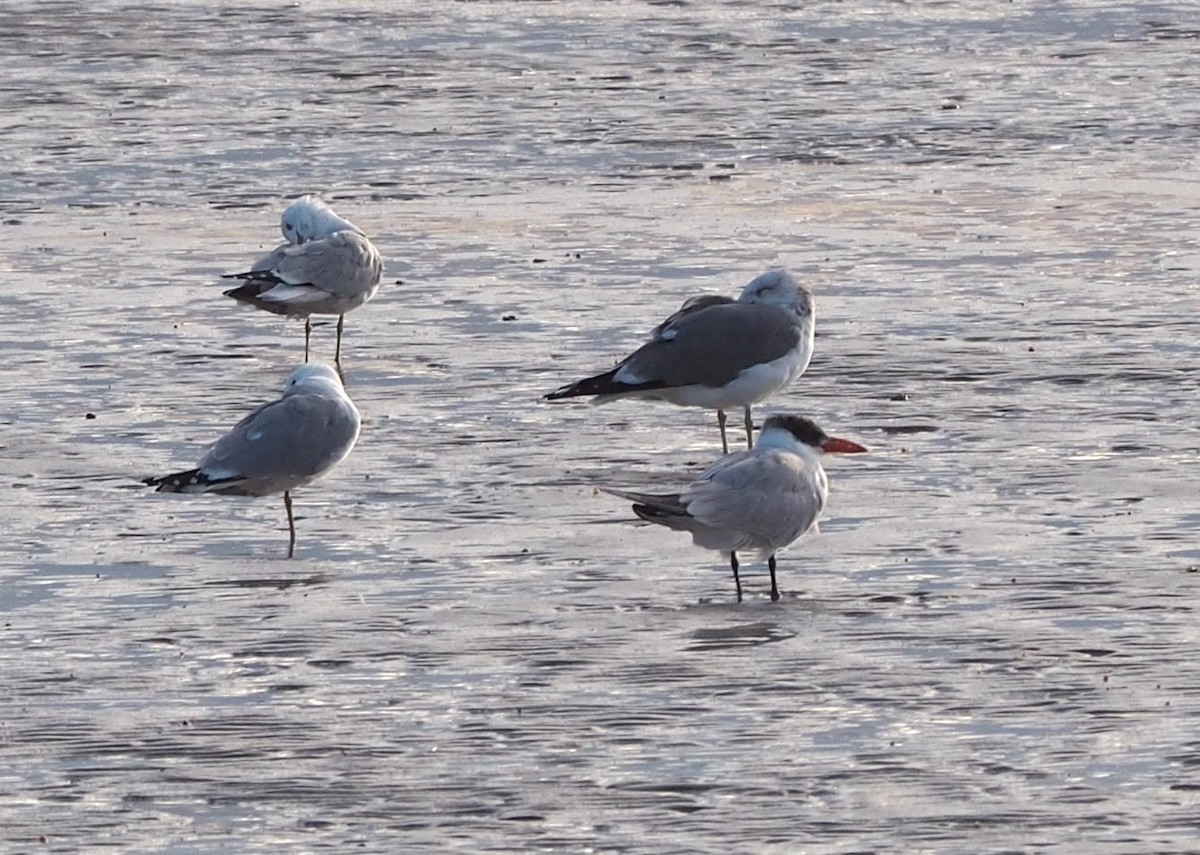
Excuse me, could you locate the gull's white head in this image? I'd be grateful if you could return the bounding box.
[280,195,362,245]
[283,362,345,394]
[738,269,814,319]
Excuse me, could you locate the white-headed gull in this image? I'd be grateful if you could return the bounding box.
[546,269,816,453]
[223,197,382,363]
[143,363,361,558]
[248,194,365,272]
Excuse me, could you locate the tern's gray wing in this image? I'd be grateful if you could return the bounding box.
[273,231,383,298]
[199,392,361,495]
[616,302,801,389]
[682,449,825,549]
[601,486,688,514]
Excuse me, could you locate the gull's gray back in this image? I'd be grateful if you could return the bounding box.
[275,231,383,299]
[199,390,361,496]
[250,243,290,273]
[620,303,803,388]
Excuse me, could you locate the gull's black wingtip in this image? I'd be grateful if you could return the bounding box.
[543,368,636,401]
[223,281,279,306]
[221,269,278,282]
[142,468,207,493]
[544,386,576,401]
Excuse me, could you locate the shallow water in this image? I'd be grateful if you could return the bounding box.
[2,0,1199,851]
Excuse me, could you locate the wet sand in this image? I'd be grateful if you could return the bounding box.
[2,1,1199,851]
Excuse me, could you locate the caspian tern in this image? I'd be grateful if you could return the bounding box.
[604,414,866,602]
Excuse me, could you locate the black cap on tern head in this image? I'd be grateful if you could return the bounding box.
[762,414,828,447]
[762,414,868,454]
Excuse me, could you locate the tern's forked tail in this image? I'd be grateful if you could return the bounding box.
[601,487,690,520]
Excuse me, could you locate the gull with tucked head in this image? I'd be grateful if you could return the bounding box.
[223,196,383,365]
[247,195,365,274]
[546,269,816,453]
[279,195,362,247]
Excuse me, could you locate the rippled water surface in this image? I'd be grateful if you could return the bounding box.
[2,1,1199,851]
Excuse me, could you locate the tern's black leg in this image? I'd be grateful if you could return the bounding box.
[284,490,296,559]
[730,551,742,603]
[742,405,754,449]
[717,409,730,455]
[335,314,345,365]
[303,317,312,362]
[768,554,780,602]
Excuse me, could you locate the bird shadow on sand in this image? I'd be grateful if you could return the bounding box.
[684,619,800,652]
[199,572,331,591]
